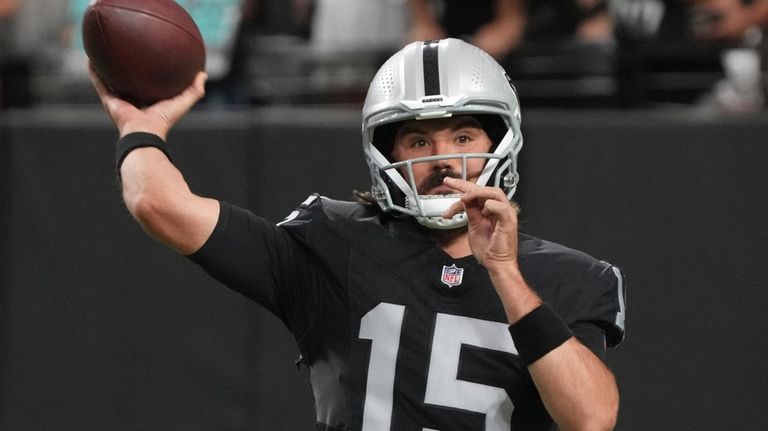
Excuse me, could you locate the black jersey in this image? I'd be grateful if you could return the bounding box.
[189,195,626,431]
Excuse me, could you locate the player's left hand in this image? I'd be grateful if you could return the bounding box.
[441,177,520,270]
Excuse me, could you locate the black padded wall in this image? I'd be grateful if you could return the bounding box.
[1,107,767,430]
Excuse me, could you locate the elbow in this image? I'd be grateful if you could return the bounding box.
[124,189,170,234]
[601,379,620,430]
[570,395,619,431]
[562,416,616,431]
[584,365,620,431]
[557,388,619,431]
[586,410,618,431]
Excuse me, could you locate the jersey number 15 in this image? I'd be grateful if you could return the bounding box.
[359,302,518,431]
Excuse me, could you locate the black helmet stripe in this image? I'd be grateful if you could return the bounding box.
[422,40,441,96]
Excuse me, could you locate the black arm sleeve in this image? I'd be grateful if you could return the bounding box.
[187,201,325,344]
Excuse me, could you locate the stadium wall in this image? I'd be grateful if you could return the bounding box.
[1,107,767,430]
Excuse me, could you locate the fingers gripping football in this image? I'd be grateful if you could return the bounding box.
[89,63,207,139]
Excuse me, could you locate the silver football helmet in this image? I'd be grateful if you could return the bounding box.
[362,38,524,229]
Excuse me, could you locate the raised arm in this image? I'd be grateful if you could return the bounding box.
[90,65,219,255]
[472,0,527,59]
[442,177,619,431]
[406,0,447,43]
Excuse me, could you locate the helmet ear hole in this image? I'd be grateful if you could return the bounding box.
[371,122,408,211]
[371,122,402,162]
[474,114,507,149]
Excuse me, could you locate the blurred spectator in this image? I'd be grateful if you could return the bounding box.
[527,0,614,44]
[310,0,408,50]
[300,0,409,104]
[406,0,615,60]
[687,0,768,113]
[576,0,616,41]
[0,0,18,19]
[612,0,767,111]
[613,0,768,46]
[407,0,527,59]
[0,0,20,48]
[687,0,768,43]
[8,0,71,58]
[0,0,20,29]
[235,0,313,38]
[206,0,313,104]
[0,0,17,14]
[0,0,34,108]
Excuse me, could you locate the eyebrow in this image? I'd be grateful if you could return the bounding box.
[396,117,483,138]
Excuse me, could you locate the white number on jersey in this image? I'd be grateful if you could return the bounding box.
[360,303,518,431]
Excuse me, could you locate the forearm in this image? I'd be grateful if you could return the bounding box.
[121,147,188,217]
[90,65,213,253]
[120,145,218,255]
[494,0,527,26]
[407,0,445,41]
[472,0,526,56]
[488,264,618,430]
[530,339,619,431]
[408,0,439,28]
[746,0,768,28]
[0,0,19,17]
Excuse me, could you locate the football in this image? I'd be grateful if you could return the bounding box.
[82,0,206,106]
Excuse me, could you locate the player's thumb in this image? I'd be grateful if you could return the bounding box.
[152,72,207,128]
[178,71,208,107]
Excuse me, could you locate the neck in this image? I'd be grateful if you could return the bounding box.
[427,227,471,259]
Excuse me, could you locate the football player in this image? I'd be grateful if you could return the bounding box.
[91,38,626,430]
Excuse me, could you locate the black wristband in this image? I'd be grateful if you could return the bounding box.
[508,303,573,366]
[115,132,172,177]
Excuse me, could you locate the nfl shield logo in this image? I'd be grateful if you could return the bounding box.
[441,264,464,288]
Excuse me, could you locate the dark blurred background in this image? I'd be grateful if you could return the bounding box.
[2,0,768,430]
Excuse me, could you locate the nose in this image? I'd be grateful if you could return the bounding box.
[431,138,457,156]
[429,140,463,173]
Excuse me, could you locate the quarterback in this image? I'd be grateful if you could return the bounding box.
[91,38,626,430]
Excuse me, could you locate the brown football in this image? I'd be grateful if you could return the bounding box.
[82,0,206,106]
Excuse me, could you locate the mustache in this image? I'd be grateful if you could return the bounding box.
[417,169,462,194]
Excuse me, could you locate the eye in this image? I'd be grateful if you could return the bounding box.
[410,138,429,148]
[456,134,472,145]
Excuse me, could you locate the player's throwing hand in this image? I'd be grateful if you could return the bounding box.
[89,63,207,140]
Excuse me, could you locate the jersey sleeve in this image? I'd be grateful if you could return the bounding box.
[187,201,328,349]
[599,265,627,347]
[561,263,627,348]
[520,235,627,349]
[570,322,609,359]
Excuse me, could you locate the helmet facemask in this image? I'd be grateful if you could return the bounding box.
[368,117,520,229]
